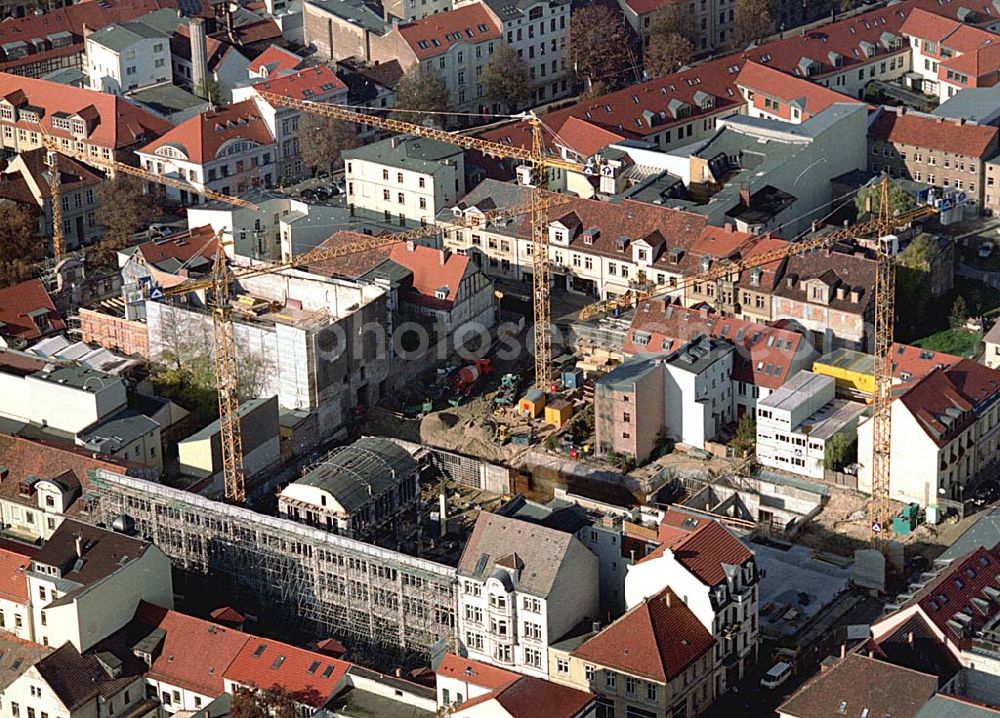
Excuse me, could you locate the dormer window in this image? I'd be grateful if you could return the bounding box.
[435,286,450,300]
[700,256,711,272]
[749,267,762,287]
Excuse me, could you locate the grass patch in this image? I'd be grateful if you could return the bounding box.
[912,329,982,357]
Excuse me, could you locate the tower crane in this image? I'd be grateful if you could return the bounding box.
[254,91,587,389]
[577,178,934,543]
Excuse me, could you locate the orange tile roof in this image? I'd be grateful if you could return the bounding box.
[572,587,714,682]
[252,66,347,101]
[454,676,594,718]
[249,44,303,76]
[0,434,128,487]
[436,653,518,691]
[939,40,1000,81]
[871,107,998,158]
[139,100,274,165]
[388,243,470,309]
[0,548,30,604]
[900,7,965,43]
[737,61,863,119]
[0,73,171,151]
[890,342,961,384]
[0,278,65,341]
[225,637,350,707]
[135,602,249,697]
[396,4,501,61]
[552,116,624,158]
[670,518,754,586]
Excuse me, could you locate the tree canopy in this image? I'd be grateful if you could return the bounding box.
[298,115,360,172]
[568,5,636,93]
[481,44,532,111]
[645,31,694,77]
[855,181,915,217]
[231,685,298,718]
[391,69,451,126]
[732,0,775,48]
[92,175,160,268]
[0,203,42,288]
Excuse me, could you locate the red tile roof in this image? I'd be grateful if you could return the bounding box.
[252,66,347,101]
[135,602,250,697]
[900,8,998,52]
[0,278,65,341]
[225,637,350,707]
[454,676,594,718]
[900,368,975,446]
[435,653,518,692]
[133,226,219,268]
[871,107,999,158]
[388,244,470,309]
[939,41,1000,82]
[890,342,962,384]
[623,0,673,16]
[249,45,303,76]
[0,548,30,604]
[303,231,394,280]
[139,100,274,165]
[396,4,501,61]
[737,61,863,120]
[0,0,178,70]
[946,358,1000,408]
[8,148,103,199]
[0,434,129,486]
[169,26,235,73]
[0,73,171,151]
[670,518,754,586]
[572,587,714,682]
[225,18,282,49]
[913,544,1000,651]
[551,116,625,158]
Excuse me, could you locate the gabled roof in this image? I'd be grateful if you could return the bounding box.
[386,244,471,310]
[453,675,594,718]
[224,637,350,707]
[248,44,303,76]
[37,643,141,711]
[33,519,152,589]
[396,4,501,61]
[777,653,938,718]
[9,147,103,199]
[252,66,347,101]
[129,225,219,279]
[571,587,714,683]
[940,40,1000,81]
[552,116,625,158]
[169,26,239,73]
[135,602,250,697]
[138,100,274,165]
[900,367,978,445]
[457,512,577,598]
[737,60,863,119]
[303,231,394,280]
[0,548,30,604]
[435,653,518,692]
[0,72,171,150]
[774,246,877,313]
[668,517,754,586]
[870,611,960,682]
[870,107,998,158]
[0,278,65,341]
[901,7,999,51]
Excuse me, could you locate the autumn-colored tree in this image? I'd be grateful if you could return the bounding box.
[568,4,636,93]
[0,203,42,288]
[231,685,297,718]
[391,68,451,126]
[645,32,694,77]
[298,115,360,172]
[481,44,532,111]
[92,175,159,267]
[649,1,697,43]
[731,0,776,48]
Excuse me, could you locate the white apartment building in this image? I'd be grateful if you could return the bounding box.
[626,516,760,694]
[344,135,465,232]
[136,100,277,204]
[455,0,572,104]
[858,360,1000,513]
[663,337,734,448]
[456,512,599,678]
[237,66,349,181]
[756,371,866,480]
[84,14,173,94]
[0,363,127,435]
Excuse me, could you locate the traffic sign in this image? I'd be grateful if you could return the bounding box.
[149,286,165,301]
[871,521,882,534]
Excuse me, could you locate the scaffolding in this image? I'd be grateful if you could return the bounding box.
[83,469,457,666]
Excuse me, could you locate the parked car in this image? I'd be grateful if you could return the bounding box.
[316,169,330,179]
[979,241,995,259]
[149,223,174,238]
[761,662,793,690]
[327,184,341,196]
[972,479,1000,507]
[300,188,317,200]
[313,187,331,200]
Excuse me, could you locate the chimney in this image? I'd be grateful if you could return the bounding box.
[907,631,914,646]
[592,620,601,633]
[840,643,846,658]
[439,490,447,538]
[811,220,819,233]
[395,668,403,678]
[664,591,672,608]
[739,184,751,207]
[75,534,84,558]
[724,222,733,232]
[82,23,93,38]
[439,249,449,265]
[391,136,399,149]
[190,18,209,102]
[952,117,965,126]
[405,239,416,252]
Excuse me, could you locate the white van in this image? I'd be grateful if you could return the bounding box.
[760,661,793,690]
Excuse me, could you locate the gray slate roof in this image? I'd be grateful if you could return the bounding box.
[457,512,576,598]
[343,135,463,174]
[295,437,417,513]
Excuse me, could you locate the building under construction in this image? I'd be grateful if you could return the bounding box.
[82,469,458,666]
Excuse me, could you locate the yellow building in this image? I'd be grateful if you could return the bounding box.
[812,348,876,397]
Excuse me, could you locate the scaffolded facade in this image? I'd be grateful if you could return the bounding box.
[83,469,457,665]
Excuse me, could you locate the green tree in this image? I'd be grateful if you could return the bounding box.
[231,685,298,718]
[298,115,360,172]
[854,181,915,218]
[391,69,451,126]
[481,44,532,111]
[93,175,159,267]
[950,295,969,329]
[732,0,776,48]
[568,4,636,93]
[645,31,694,77]
[195,77,221,104]
[0,203,42,288]
[731,415,756,457]
[894,235,936,337]
[824,432,856,471]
